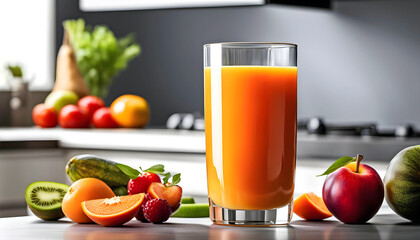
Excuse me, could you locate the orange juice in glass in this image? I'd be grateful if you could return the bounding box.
[204,43,297,226]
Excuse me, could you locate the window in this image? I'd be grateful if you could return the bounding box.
[80,0,265,12]
[0,0,54,90]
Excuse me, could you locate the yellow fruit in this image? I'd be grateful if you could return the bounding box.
[110,95,150,128]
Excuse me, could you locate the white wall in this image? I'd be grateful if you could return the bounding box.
[64,0,420,127]
[0,0,54,90]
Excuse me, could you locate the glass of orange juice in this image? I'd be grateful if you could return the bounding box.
[204,43,297,226]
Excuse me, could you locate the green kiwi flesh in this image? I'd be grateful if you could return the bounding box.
[25,181,69,220]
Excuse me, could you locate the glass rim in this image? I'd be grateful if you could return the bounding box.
[203,42,297,48]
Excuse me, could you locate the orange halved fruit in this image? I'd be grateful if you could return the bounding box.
[293,192,332,220]
[81,193,145,226]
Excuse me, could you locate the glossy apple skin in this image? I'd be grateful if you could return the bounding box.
[58,105,90,128]
[322,163,384,224]
[78,96,105,119]
[92,107,119,128]
[32,103,58,128]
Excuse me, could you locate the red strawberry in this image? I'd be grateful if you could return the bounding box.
[135,193,152,223]
[143,198,172,224]
[128,172,161,195]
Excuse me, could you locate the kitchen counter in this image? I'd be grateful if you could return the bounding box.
[1,127,419,160]
[0,214,417,240]
[0,128,205,153]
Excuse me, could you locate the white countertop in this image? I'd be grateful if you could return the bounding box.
[0,128,206,153]
[1,127,420,161]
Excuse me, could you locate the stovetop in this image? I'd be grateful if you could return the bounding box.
[166,113,419,138]
[299,117,417,138]
[166,114,420,161]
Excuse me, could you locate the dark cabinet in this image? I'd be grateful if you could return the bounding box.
[268,0,330,8]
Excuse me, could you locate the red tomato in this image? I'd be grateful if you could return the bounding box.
[32,103,57,128]
[77,96,105,119]
[58,105,90,128]
[92,107,119,128]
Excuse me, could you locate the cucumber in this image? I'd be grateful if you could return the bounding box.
[66,154,130,187]
[112,186,128,196]
[172,203,210,218]
[181,197,195,204]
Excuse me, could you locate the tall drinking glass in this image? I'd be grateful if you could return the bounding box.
[204,43,297,226]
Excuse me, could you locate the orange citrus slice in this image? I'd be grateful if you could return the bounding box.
[81,193,145,226]
[293,192,332,220]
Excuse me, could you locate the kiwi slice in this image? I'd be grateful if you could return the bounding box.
[25,181,69,220]
[171,203,209,218]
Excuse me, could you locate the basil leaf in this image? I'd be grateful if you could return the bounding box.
[115,163,140,180]
[171,173,181,186]
[145,164,165,174]
[317,157,356,177]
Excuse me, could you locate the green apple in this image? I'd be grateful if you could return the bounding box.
[44,90,79,113]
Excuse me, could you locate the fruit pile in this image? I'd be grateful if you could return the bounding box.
[25,154,209,227]
[32,90,149,129]
[117,162,183,223]
[294,146,420,224]
[24,145,420,226]
[293,154,384,223]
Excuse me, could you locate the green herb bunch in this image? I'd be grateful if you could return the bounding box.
[63,19,141,97]
[7,65,23,78]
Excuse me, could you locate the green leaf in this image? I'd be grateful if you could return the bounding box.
[317,156,356,177]
[170,173,181,186]
[115,163,140,180]
[145,164,165,174]
[162,172,171,185]
[7,65,23,77]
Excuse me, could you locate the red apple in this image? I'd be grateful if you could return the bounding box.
[147,182,182,212]
[77,96,105,119]
[322,155,384,223]
[92,107,119,128]
[58,105,90,128]
[32,103,57,128]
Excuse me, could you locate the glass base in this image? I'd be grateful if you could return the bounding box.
[208,198,293,226]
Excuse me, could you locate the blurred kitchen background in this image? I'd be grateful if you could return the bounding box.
[1,0,420,217]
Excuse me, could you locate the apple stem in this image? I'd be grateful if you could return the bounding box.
[356,154,363,173]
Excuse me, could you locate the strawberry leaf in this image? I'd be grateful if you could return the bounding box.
[115,163,140,180]
[170,173,181,186]
[145,164,165,174]
[162,172,171,184]
[317,156,356,177]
